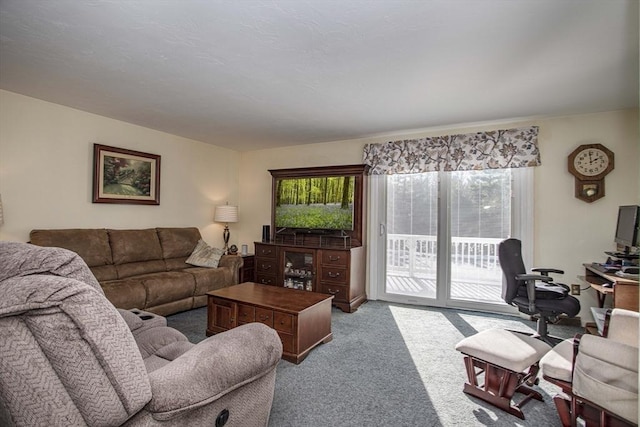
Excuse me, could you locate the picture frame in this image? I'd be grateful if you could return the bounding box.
[92,144,161,205]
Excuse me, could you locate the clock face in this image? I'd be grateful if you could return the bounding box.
[573,148,610,177]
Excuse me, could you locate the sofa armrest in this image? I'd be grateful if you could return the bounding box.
[218,254,244,284]
[145,323,282,420]
[573,334,638,424]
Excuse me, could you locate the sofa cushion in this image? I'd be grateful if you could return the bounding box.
[186,239,224,268]
[143,272,196,308]
[187,266,233,297]
[109,229,163,265]
[116,259,167,279]
[157,227,201,259]
[102,278,148,310]
[30,229,113,267]
[90,264,118,282]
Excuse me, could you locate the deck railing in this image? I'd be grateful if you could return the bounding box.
[387,234,503,283]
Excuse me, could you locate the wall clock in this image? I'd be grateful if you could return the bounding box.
[567,143,614,203]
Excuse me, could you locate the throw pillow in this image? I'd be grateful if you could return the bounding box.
[185,239,224,268]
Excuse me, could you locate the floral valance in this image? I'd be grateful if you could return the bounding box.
[363,126,540,175]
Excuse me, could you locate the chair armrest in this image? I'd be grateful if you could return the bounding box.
[573,334,638,424]
[515,274,553,282]
[531,267,564,276]
[516,274,552,312]
[145,323,282,420]
[218,255,244,284]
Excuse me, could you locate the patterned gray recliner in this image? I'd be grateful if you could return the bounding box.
[0,242,283,427]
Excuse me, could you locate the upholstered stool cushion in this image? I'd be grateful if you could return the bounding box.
[456,328,552,372]
[455,328,553,419]
[540,338,573,383]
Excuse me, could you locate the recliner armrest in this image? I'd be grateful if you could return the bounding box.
[144,323,282,420]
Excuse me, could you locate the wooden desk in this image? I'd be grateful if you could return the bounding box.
[581,264,639,311]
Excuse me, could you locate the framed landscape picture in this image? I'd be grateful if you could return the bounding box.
[93,144,161,205]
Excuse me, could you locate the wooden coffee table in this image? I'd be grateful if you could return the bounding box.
[206,282,333,364]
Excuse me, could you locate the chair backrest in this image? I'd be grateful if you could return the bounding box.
[0,242,152,426]
[498,238,526,304]
[607,308,639,348]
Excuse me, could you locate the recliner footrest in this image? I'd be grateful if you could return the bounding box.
[455,328,552,419]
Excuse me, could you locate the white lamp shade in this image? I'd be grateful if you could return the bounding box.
[214,205,238,223]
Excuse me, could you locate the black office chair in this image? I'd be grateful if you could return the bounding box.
[498,238,580,345]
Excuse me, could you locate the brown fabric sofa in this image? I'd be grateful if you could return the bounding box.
[29,227,243,316]
[0,241,282,426]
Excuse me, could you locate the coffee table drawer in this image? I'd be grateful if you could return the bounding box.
[256,307,274,327]
[277,332,294,354]
[238,304,255,323]
[274,311,293,334]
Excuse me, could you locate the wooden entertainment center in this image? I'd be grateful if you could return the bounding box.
[254,164,368,313]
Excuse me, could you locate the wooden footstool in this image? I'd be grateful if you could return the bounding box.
[455,328,552,419]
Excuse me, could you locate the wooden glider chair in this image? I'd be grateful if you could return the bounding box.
[540,308,639,427]
[455,328,552,419]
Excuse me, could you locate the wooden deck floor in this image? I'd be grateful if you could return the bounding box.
[386,275,503,303]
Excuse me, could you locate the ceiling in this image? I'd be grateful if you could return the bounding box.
[0,1,637,152]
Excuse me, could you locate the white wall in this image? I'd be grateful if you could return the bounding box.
[0,90,240,246]
[239,109,639,320]
[2,88,637,322]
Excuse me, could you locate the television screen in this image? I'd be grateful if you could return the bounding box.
[614,205,640,249]
[274,176,355,231]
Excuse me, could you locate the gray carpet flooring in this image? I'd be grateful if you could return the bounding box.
[167,301,581,426]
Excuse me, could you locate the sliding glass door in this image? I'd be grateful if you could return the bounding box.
[370,168,532,312]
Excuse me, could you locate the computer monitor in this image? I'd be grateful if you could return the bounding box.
[614,205,640,255]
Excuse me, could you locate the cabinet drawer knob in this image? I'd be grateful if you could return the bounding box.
[329,255,341,261]
[328,271,341,278]
[327,288,340,295]
[261,264,272,270]
[259,315,270,321]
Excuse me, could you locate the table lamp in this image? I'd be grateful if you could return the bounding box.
[214,204,238,254]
